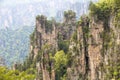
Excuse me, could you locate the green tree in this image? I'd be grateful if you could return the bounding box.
[0,66,35,80]
[54,50,68,80]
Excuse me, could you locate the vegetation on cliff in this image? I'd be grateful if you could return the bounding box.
[89,0,120,79]
[0,0,120,80]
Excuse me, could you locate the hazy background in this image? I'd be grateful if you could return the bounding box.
[0,0,98,29]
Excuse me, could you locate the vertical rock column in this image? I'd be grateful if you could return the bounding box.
[88,18,104,80]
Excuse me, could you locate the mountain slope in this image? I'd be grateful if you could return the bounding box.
[0,26,34,66]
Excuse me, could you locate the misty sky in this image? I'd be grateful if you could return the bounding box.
[0,0,96,7]
[0,0,72,5]
[0,0,43,6]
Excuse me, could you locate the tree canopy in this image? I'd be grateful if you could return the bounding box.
[0,66,35,80]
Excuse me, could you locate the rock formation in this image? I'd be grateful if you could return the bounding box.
[29,10,77,80]
[28,9,120,79]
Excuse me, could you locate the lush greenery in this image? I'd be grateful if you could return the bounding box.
[58,40,69,53]
[0,66,35,80]
[54,50,68,80]
[89,0,120,29]
[64,10,76,20]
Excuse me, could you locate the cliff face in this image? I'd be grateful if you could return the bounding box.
[26,2,120,79]
[67,16,104,80]
[30,15,57,80]
[28,10,120,80]
[29,10,77,80]
[67,13,120,80]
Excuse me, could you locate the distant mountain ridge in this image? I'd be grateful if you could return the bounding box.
[0,26,34,66]
[0,0,98,29]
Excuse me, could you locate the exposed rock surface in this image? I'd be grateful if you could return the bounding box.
[28,10,120,80]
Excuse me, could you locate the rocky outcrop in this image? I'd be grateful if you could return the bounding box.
[31,15,57,80]
[67,14,120,80]
[30,10,77,80]
[28,9,120,80]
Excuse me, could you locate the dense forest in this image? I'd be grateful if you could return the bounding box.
[0,0,120,80]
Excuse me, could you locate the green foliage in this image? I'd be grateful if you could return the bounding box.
[58,40,69,53]
[105,65,120,80]
[89,0,111,17]
[64,10,76,20]
[54,50,68,80]
[77,15,90,30]
[89,1,111,28]
[110,0,120,12]
[89,0,120,28]
[36,15,46,23]
[0,66,35,80]
[30,30,35,45]
[54,50,68,70]
[72,31,77,42]
[45,20,53,33]
[36,15,56,33]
